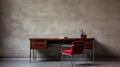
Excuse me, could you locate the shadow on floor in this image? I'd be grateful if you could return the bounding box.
[75,63,102,66]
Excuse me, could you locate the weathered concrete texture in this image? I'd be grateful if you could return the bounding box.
[0,0,120,58]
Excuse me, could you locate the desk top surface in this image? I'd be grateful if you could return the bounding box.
[29,38,94,40]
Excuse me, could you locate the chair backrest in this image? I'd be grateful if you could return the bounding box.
[70,41,84,54]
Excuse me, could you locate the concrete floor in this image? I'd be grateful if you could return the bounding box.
[0,60,120,67]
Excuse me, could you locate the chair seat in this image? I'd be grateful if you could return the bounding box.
[61,50,72,55]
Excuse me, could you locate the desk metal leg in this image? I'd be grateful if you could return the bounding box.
[30,49,35,62]
[89,41,95,64]
[35,50,37,60]
[33,49,35,61]
[93,40,95,64]
[30,49,31,63]
[89,49,92,60]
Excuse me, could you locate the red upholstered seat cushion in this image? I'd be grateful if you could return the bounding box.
[61,50,72,55]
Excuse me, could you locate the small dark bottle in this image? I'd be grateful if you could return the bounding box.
[80,29,87,39]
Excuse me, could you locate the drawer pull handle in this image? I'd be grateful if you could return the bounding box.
[35,45,44,46]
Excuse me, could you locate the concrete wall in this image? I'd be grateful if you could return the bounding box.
[0,0,120,59]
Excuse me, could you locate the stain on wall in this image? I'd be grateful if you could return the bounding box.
[0,0,120,59]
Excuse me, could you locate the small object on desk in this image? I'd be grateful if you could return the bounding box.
[80,29,87,39]
[58,37,68,39]
[64,37,68,39]
[81,34,87,39]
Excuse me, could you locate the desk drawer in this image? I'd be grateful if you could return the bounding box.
[84,40,93,49]
[31,40,47,49]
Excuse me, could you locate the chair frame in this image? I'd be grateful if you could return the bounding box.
[61,42,85,67]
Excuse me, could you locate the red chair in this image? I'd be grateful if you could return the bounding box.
[61,41,85,67]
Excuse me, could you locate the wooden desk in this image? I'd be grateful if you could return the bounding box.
[29,38,94,62]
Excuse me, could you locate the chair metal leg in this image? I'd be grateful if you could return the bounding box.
[89,49,92,61]
[61,54,63,67]
[61,54,74,67]
[89,48,94,64]
[88,48,94,64]
[73,55,76,65]
[84,53,87,64]
[71,55,73,67]
[83,53,87,64]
